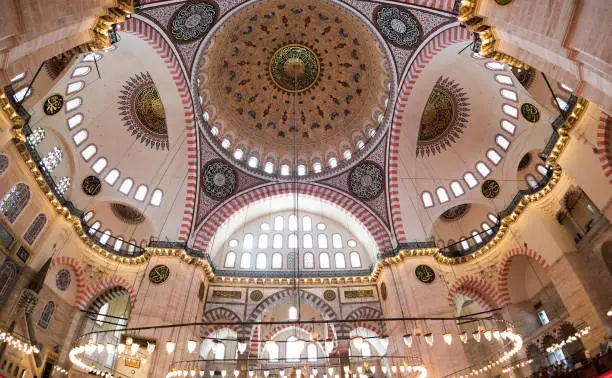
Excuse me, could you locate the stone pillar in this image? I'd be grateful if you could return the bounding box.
[126,257,207,378]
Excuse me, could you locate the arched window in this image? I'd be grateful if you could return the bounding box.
[233,149,244,160]
[280,164,290,176]
[335,253,346,269]
[349,252,361,268]
[96,302,109,325]
[134,185,148,201]
[501,120,516,135]
[343,150,352,160]
[488,213,499,224]
[450,181,464,197]
[460,238,469,250]
[485,62,506,70]
[319,253,330,269]
[361,342,371,357]
[214,343,226,360]
[356,140,365,150]
[13,87,30,102]
[274,216,284,231]
[297,164,306,176]
[288,306,298,320]
[482,222,493,235]
[476,162,491,178]
[559,83,574,93]
[225,252,236,268]
[65,98,82,112]
[288,215,298,231]
[487,149,502,165]
[500,89,518,102]
[526,174,538,188]
[273,234,283,249]
[68,114,83,129]
[267,342,279,361]
[463,172,478,188]
[72,66,91,77]
[1,183,30,223]
[119,178,134,195]
[72,129,88,146]
[496,134,510,150]
[42,147,63,172]
[288,234,297,249]
[26,128,45,147]
[114,237,123,251]
[536,164,549,176]
[303,252,314,269]
[502,104,518,118]
[240,253,251,269]
[302,216,312,231]
[495,74,513,85]
[308,343,317,362]
[422,192,434,208]
[472,231,483,244]
[92,157,107,174]
[248,156,259,168]
[286,336,300,362]
[150,189,163,206]
[37,301,55,329]
[312,162,322,173]
[258,234,268,249]
[83,211,94,222]
[256,253,266,269]
[10,72,26,82]
[303,234,313,249]
[272,253,282,269]
[81,144,97,161]
[0,260,18,302]
[318,234,328,249]
[221,138,231,149]
[243,234,254,250]
[24,213,46,245]
[264,162,274,173]
[554,97,569,111]
[436,187,449,203]
[99,230,111,245]
[88,221,101,235]
[332,234,342,249]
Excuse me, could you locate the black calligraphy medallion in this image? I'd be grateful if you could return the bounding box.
[521,103,540,123]
[481,179,501,199]
[81,175,102,196]
[43,94,64,116]
[149,264,170,284]
[415,264,435,283]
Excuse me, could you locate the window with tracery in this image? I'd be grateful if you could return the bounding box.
[1,183,30,223]
[37,301,55,329]
[42,147,63,173]
[23,213,46,245]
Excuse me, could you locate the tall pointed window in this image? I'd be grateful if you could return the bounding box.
[1,183,30,223]
[272,253,282,269]
[38,301,55,329]
[23,213,46,245]
[225,252,236,268]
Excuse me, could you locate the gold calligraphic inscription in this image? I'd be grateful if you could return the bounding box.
[43,94,64,116]
[148,265,170,284]
[212,290,241,299]
[415,265,435,283]
[521,103,540,123]
[81,176,102,196]
[269,44,320,93]
[344,289,374,299]
[125,357,141,368]
[380,282,388,301]
[481,179,501,199]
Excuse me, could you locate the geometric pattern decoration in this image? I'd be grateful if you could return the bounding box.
[121,18,197,243]
[497,247,550,306]
[348,162,384,200]
[268,44,321,94]
[51,256,85,301]
[55,269,71,291]
[117,71,169,150]
[202,160,237,200]
[169,1,217,43]
[447,275,501,313]
[192,183,393,254]
[416,76,470,157]
[76,274,136,310]
[388,25,472,243]
[596,112,612,184]
[374,6,422,48]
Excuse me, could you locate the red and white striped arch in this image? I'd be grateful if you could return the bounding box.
[121,17,198,242]
[192,183,393,254]
[388,0,457,12]
[497,247,551,306]
[51,256,85,303]
[388,25,471,242]
[447,275,501,313]
[76,275,137,310]
[596,111,612,183]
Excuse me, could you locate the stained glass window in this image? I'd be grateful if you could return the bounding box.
[38,301,55,329]
[23,213,46,245]
[56,269,71,291]
[0,154,8,176]
[42,147,63,173]
[1,183,30,223]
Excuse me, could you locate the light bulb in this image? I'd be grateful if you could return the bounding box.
[472,331,481,343]
[249,371,254,378]
[264,371,269,378]
[424,333,434,346]
[343,366,349,374]
[460,331,468,343]
[493,330,501,341]
[187,340,197,353]
[126,337,134,345]
[357,367,363,374]
[131,343,139,355]
[296,369,302,378]
[191,371,196,377]
[238,341,247,354]
[234,370,239,378]
[443,332,453,345]
[313,369,318,376]
[370,367,376,374]
[280,370,285,377]
[200,372,205,377]
[325,340,334,354]
[210,371,215,377]
[221,371,227,378]
[484,330,492,342]
[382,366,387,375]
[399,366,405,374]
[97,344,104,354]
[328,368,334,376]
[147,342,156,354]
[391,366,397,374]
[351,336,364,351]
[403,334,413,348]
[166,341,176,354]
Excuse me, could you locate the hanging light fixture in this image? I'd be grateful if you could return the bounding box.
[351,336,364,350]
[493,330,501,341]
[313,368,318,376]
[391,366,397,374]
[234,370,240,378]
[343,366,350,374]
[279,369,285,377]
[424,333,434,346]
[296,369,302,378]
[147,342,156,354]
[403,334,413,348]
[191,370,196,377]
[166,341,176,354]
[264,371,269,378]
[200,372,205,377]
[379,335,390,350]
[210,371,215,377]
[381,366,387,375]
[237,339,247,354]
[327,368,334,376]
[399,366,405,374]
[249,371,254,378]
[356,367,363,374]
[472,330,481,342]
[443,332,453,345]
[221,371,227,378]
[460,331,468,344]
[130,343,139,355]
[187,340,197,353]
[324,339,334,354]
[117,343,126,354]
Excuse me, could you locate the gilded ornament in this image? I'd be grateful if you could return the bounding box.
[202,160,237,199]
[148,264,170,284]
[380,282,387,301]
[348,162,384,200]
[212,290,241,299]
[111,203,145,225]
[250,290,263,302]
[344,289,374,299]
[481,179,501,199]
[374,6,422,48]
[170,2,217,42]
[521,103,540,123]
[415,264,435,283]
[269,44,320,93]
[323,289,336,301]
[43,94,64,116]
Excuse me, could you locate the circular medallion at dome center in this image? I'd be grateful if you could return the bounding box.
[269,44,320,93]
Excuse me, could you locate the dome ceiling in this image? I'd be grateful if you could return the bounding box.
[197,0,392,178]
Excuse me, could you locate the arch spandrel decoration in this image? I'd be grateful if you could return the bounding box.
[497,247,550,306]
[447,275,501,313]
[200,307,242,338]
[596,112,612,184]
[192,183,393,254]
[51,256,86,303]
[76,275,136,310]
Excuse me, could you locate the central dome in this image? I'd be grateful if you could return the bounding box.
[197,0,392,178]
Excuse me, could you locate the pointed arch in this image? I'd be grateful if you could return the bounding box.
[448,275,501,313]
[23,213,47,245]
[51,256,85,302]
[76,275,136,310]
[596,112,612,184]
[342,306,385,337]
[200,307,242,338]
[497,247,551,306]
